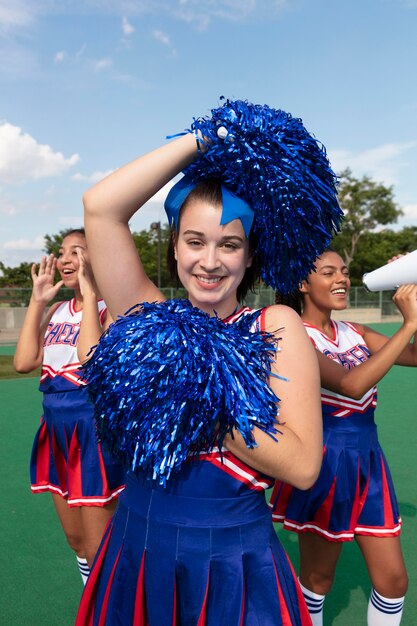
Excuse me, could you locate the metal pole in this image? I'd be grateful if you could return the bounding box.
[151,221,161,289]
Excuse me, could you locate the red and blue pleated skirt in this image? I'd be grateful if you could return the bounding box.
[270,416,401,542]
[30,388,125,506]
[76,460,312,625]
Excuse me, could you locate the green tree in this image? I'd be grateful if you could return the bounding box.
[44,223,176,288]
[0,261,34,288]
[336,226,417,285]
[333,169,402,267]
[132,222,174,288]
[394,226,417,252]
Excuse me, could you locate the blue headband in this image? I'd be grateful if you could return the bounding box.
[164,176,254,237]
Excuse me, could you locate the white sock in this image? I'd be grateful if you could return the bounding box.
[298,580,325,626]
[368,588,404,626]
[76,556,90,586]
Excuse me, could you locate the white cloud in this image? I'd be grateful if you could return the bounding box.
[4,235,45,250]
[122,16,134,35]
[51,46,85,68]
[125,180,176,232]
[0,202,19,216]
[58,215,84,227]
[152,29,177,55]
[71,175,174,202]
[72,169,114,183]
[329,141,417,187]
[91,57,113,72]
[54,50,67,63]
[174,0,288,29]
[147,179,176,204]
[1,0,288,35]
[0,123,79,184]
[0,235,46,266]
[0,0,38,33]
[176,0,255,28]
[0,188,20,216]
[81,0,285,21]
[129,206,167,233]
[87,57,135,82]
[0,0,289,57]
[153,29,171,47]
[402,203,417,220]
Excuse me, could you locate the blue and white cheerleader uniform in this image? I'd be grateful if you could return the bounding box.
[30,298,125,507]
[270,320,401,542]
[75,306,312,626]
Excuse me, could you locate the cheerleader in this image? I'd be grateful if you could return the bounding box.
[75,99,342,625]
[272,249,417,626]
[14,229,125,584]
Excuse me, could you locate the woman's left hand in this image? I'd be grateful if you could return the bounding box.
[392,284,417,327]
[387,253,405,263]
[76,248,96,298]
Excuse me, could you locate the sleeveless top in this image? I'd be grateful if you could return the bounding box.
[40,298,107,393]
[304,319,377,422]
[197,304,275,493]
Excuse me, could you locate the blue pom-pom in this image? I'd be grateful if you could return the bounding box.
[83,300,280,485]
[183,98,343,293]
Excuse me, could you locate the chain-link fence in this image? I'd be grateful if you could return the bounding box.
[0,286,398,314]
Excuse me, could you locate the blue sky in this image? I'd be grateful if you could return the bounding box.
[1,0,417,267]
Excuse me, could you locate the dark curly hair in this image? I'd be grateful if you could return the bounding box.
[274,247,336,314]
[62,228,85,238]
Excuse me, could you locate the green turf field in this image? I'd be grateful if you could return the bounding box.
[0,377,81,626]
[1,323,416,624]
[0,345,16,355]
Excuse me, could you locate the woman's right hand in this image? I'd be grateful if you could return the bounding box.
[31,254,64,305]
[393,284,417,328]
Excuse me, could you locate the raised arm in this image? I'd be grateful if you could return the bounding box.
[76,249,113,364]
[14,255,63,373]
[317,284,417,400]
[225,305,323,490]
[83,133,198,319]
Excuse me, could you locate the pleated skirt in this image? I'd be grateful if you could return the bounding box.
[270,421,401,542]
[76,469,312,625]
[30,389,125,506]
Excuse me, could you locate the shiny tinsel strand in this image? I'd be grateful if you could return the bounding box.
[82,299,281,485]
[181,98,343,293]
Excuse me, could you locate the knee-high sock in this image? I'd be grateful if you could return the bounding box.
[298,580,325,626]
[368,589,404,626]
[76,556,90,586]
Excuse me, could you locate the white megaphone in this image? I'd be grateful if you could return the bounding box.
[362,250,417,291]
